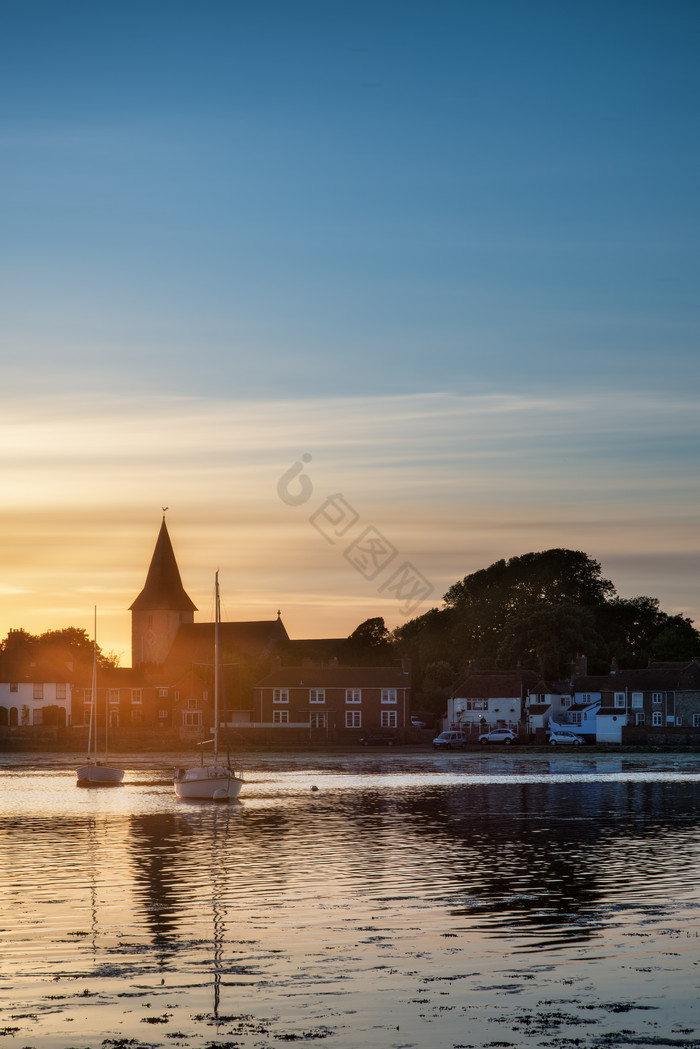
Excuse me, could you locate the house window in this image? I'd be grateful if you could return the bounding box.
[615,693,626,708]
[652,692,663,704]
[693,714,700,728]
[109,689,120,705]
[309,689,325,704]
[158,709,169,720]
[10,683,18,693]
[131,708,142,723]
[33,684,43,701]
[346,710,361,728]
[158,688,168,697]
[131,689,142,705]
[183,711,202,728]
[273,710,289,724]
[345,689,361,704]
[562,696,571,707]
[570,712,582,725]
[186,698,199,710]
[273,689,289,704]
[310,712,327,728]
[466,698,487,711]
[381,710,397,729]
[381,688,397,704]
[652,711,662,726]
[580,693,591,702]
[56,683,66,700]
[631,692,643,708]
[635,713,645,726]
[676,717,682,727]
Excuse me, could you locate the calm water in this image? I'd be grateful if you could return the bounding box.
[1,749,699,1049]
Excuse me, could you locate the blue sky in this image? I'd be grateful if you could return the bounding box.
[1,1,698,658]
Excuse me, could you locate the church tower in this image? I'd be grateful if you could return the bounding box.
[130,517,197,667]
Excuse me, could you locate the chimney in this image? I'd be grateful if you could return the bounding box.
[610,656,618,675]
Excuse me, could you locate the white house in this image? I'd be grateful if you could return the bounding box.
[0,680,72,727]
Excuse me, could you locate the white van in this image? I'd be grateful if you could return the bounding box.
[432,730,467,750]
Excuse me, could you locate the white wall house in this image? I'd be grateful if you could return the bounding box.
[0,681,72,727]
[446,670,534,738]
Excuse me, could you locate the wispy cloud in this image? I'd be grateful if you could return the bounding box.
[1,389,698,657]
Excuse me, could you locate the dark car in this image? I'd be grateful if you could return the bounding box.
[359,733,397,746]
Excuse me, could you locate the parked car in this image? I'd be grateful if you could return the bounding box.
[433,731,467,750]
[359,733,397,746]
[410,717,426,728]
[478,728,517,745]
[549,730,584,745]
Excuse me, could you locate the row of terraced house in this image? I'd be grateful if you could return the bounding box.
[444,657,700,745]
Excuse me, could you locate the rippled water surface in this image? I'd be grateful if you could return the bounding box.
[1,749,699,1048]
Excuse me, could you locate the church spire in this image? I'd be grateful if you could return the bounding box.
[130,517,197,613]
[130,518,198,667]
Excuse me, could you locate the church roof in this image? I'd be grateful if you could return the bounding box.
[165,618,290,669]
[129,519,197,613]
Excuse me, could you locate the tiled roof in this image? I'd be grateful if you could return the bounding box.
[255,665,410,688]
[574,663,700,692]
[451,669,537,700]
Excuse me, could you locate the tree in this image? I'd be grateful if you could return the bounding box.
[345,617,394,665]
[443,549,615,668]
[496,604,606,678]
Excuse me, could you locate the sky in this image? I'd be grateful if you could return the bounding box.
[1,1,698,664]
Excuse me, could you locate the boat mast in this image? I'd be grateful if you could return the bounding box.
[90,606,97,763]
[214,572,220,764]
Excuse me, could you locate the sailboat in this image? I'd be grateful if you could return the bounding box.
[174,573,244,801]
[76,609,125,786]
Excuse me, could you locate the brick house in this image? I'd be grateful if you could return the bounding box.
[253,664,412,742]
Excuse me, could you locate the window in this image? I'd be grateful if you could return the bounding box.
[346,710,361,728]
[381,710,397,729]
[10,683,18,693]
[273,709,289,724]
[570,712,582,725]
[158,709,169,720]
[184,711,202,728]
[186,698,199,710]
[466,698,487,711]
[635,713,645,726]
[381,688,397,704]
[562,696,571,707]
[345,688,361,704]
[56,683,66,700]
[109,688,120,705]
[310,712,327,728]
[131,708,142,723]
[631,692,643,708]
[652,692,663,704]
[676,717,682,727]
[580,693,591,702]
[615,693,626,708]
[694,714,700,728]
[131,689,142,705]
[309,689,325,704]
[33,684,43,701]
[158,688,168,697]
[273,688,289,703]
[652,711,662,726]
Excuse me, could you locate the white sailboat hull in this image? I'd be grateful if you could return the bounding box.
[76,763,125,786]
[174,764,243,800]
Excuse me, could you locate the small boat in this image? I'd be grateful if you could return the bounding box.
[77,609,124,787]
[174,573,243,802]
